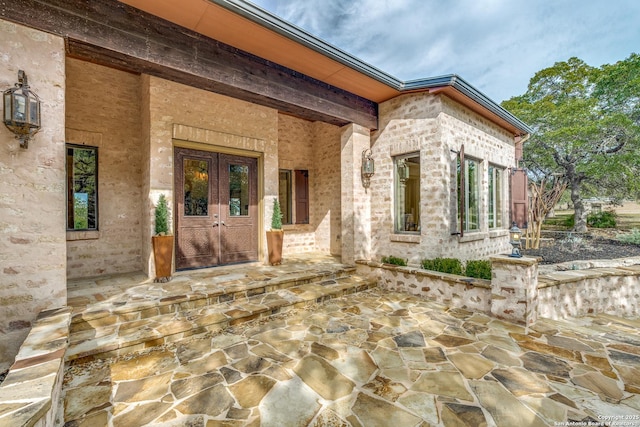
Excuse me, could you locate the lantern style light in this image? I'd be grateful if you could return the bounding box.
[361,149,375,188]
[397,159,410,183]
[509,221,523,258]
[3,70,41,149]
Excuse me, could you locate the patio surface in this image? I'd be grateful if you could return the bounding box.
[62,268,640,427]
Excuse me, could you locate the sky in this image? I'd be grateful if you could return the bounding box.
[249,0,640,103]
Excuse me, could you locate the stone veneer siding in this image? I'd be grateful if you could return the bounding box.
[370,92,514,265]
[65,58,143,279]
[277,115,342,254]
[0,20,66,371]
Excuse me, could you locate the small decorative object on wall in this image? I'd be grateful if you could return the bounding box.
[266,198,284,265]
[3,70,41,149]
[361,148,375,188]
[152,194,174,282]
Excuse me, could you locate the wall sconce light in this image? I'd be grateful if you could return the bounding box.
[509,221,522,258]
[397,159,410,183]
[362,149,375,188]
[3,70,41,149]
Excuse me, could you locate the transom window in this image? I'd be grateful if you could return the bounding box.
[66,144,98,231]
[394,153,420,233]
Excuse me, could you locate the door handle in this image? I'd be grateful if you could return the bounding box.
[213,222,219,227]
[221,221,227,226]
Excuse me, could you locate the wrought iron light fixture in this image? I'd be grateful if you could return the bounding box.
[397,159,410,183]
[509,221,523,258]
[361,149,375,188]
[3,70,41,149]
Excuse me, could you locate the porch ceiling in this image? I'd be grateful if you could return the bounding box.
[118,0,402,104]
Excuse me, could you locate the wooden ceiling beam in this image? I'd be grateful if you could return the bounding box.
[1,0,378,129]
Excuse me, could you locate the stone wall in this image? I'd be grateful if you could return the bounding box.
[358,256,640,325]
[357,261,491,314]
[0,20,67,371]
[538,266,640,319]
[369,92,514,266]
[65,59,143,279]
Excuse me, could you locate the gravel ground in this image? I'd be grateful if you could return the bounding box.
[523,231,640,264]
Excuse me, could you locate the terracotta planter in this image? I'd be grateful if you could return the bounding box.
[152,235,174,282]
[266,230,284,266]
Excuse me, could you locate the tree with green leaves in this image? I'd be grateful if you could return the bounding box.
[502,54,640,232]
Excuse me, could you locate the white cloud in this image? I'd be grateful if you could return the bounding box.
[250,0,640,102]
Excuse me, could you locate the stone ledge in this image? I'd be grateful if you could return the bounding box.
[0,307,71,427]
[355,260,491,289]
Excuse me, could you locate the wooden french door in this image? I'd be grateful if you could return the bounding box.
[175,148,258,269]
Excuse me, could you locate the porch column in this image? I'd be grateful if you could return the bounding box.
[340,124,372,264]
[489,255,539,329]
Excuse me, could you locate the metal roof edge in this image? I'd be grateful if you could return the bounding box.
[208,0,531,135]
[404,75,532,135]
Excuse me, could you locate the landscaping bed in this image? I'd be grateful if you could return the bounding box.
[524,231,640,264]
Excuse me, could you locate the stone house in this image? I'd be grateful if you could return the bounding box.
[0,0,530,369]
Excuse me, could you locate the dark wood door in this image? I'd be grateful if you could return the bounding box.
[219,154,258,264]
[175,148,258,269]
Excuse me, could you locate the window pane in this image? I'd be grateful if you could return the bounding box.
[229,164,249,216]
[67,145,98,230]
[489,166,503,229]
[184,159,209,216]
[465,159,480,231]
[394,154,420,233]
[279,170,292,225]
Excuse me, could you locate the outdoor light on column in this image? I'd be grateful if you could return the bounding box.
[509,221,523,258]
[361,148,375,188]
[3,70,41,149]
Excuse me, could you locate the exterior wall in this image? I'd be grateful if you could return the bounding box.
[313,122,343,255]
[341,124,371,263]
[65,59,143,279]
[266,114,343,256]
[369,92,514,266]
[277,114,316,252]
[538,268,640,319]
[145,76,278,272]
[0,20,66,370]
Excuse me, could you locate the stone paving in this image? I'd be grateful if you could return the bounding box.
[62,288,640,427]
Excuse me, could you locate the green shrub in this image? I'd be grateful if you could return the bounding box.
[155,194,169,235]
[465,260,492,280]
[617,228,640,245]
[421,258,463,275]
[562,215,575,228]
[587,210,617,228]
[381,256,407,266]
[271,198,283,230]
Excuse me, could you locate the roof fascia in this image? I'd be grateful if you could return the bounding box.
[209,0,531,136]
[208,0,402,88]
[404,75,533,135]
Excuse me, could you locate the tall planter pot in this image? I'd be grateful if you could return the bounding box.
[266,230,284,266]
[152,235,174,282]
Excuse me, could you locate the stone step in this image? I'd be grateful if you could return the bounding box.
[69,266,356,334]
[67,274,376,362]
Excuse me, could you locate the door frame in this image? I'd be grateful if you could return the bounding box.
[173,140,264,267]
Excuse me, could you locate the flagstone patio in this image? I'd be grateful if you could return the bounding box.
[62,286,640,426]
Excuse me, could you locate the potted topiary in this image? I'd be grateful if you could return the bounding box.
[152,194,174,282]
[266,198,284,265]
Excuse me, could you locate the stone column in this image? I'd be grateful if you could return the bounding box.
[489,255,539,328]
[340,124,371,264]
